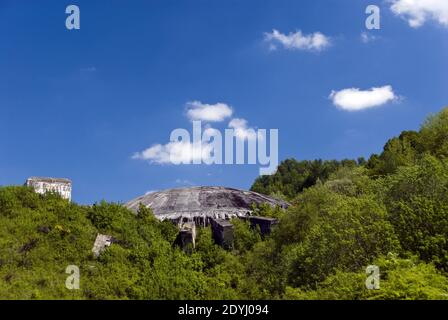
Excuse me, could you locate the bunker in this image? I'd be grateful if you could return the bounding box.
[125,186,288,248]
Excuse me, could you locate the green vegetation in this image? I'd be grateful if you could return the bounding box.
[251,159,359,200]
[1,108,447,299]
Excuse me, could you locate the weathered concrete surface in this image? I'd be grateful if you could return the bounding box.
[125,186,288,223]
[92,234,114,258]
[174,222,196,252]
[210,218,234,249]
[25,177,72,201]
[247,216,279,237]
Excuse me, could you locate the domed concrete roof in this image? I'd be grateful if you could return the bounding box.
[125,186,288,221]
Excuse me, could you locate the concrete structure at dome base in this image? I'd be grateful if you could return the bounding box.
[246,216,279,237]
[174,222,197,253]
[210,218,234,249]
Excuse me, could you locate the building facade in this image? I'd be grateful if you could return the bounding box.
[25,177,72,201]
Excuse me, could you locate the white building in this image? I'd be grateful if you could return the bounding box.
[25,177,72,201]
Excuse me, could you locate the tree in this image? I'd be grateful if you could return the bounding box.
[279,185,400,287]
[251,159,358,200]
[384,154,448,270]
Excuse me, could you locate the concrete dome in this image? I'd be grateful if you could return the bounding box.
[125,186,288,223]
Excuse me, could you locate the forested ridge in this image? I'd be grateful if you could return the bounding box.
[1,108,447,299]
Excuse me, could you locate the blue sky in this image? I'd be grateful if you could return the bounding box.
[0,0,447,204]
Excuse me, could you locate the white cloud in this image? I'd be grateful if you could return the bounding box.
[360,32,377,43]
[186,101,233,122]
[390,0,448,28]
[175,179,195,186]
[132,141,213,164]
[228,118,258,141]
[80,66,97,72]
[329,85,398,111]
[264,29,331,51]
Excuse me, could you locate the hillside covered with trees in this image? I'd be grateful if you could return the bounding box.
[1,108,447,299]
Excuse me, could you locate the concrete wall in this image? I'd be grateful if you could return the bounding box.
[174,222,196,253]
[26,177,72,201]
[210,218,234,249]
[247,216,278,237]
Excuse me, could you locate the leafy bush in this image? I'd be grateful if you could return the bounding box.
[285,255,448,300]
